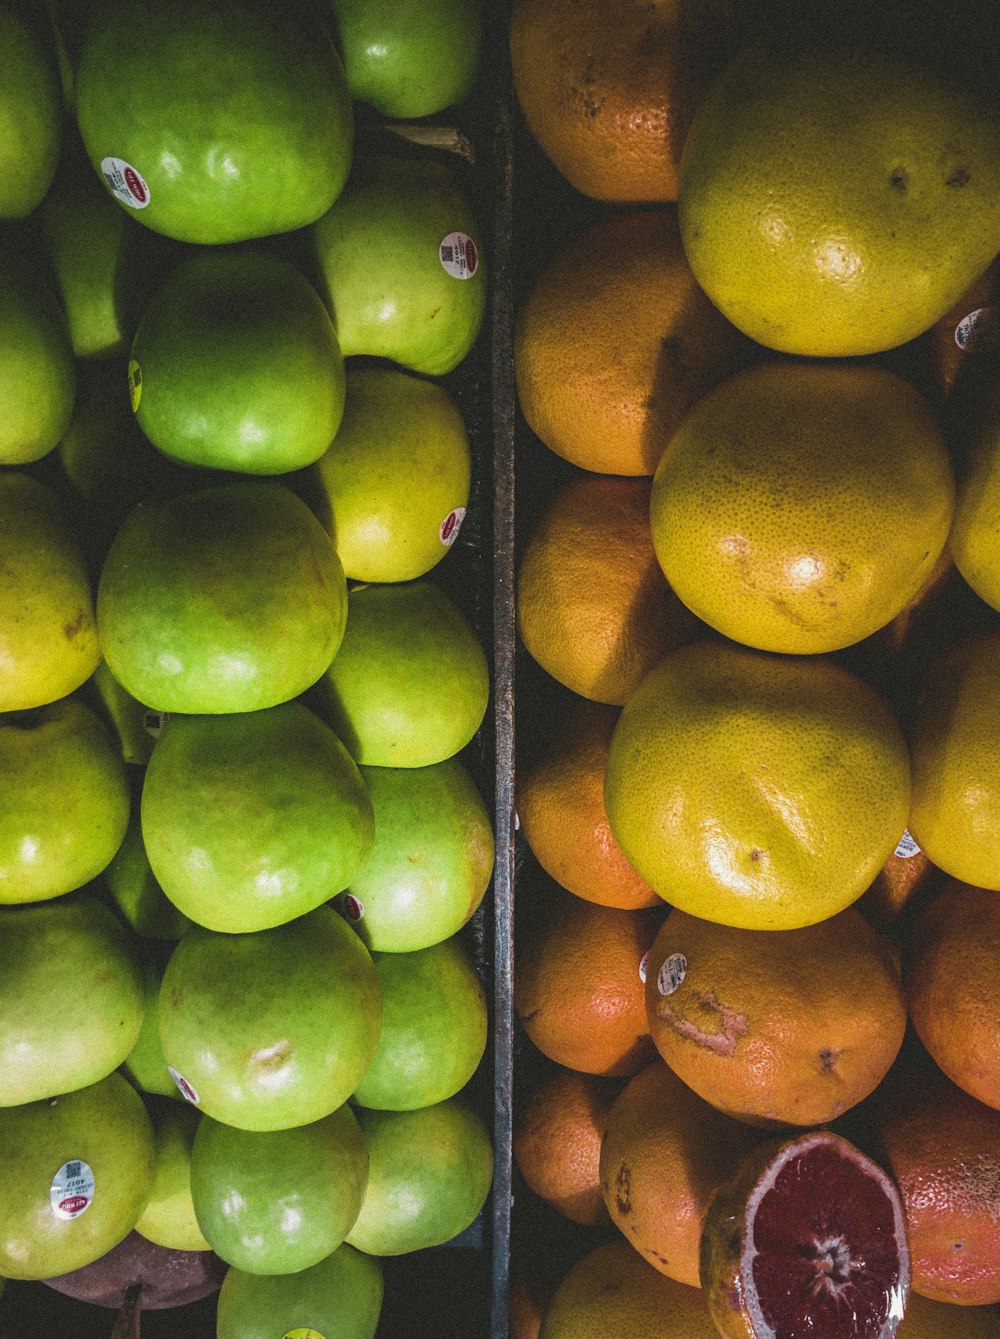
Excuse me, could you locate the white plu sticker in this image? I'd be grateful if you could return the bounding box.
[50,1160,95,1221]
[341,893,364,923]
[100,157,151,210]
[439,507,466,547]
[167,1066,201,1106]
[954,306,997,351]
[143,710,170,739]
[638,950,650,985]
[439,232,479,279]
[894,829,922,860]
[657,953,687,997]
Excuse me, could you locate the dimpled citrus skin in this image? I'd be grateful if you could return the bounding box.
[907,631,1000,890]
[678,44,1000,356]
[514,210,749,477]
[950,372,1000,613]
[516,474,704,706]
[650,361,955,654]
[510,0,737,203]
[642,907,906,1128]
[604,640,912,930]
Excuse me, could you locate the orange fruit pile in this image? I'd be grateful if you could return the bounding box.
[511,10,1000,1338]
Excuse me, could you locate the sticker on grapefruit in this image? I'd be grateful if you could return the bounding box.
[439,507,466,546]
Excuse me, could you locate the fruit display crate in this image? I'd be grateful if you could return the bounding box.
[0,4,517,1337]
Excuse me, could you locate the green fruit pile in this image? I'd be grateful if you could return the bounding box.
[0,1,493,1334]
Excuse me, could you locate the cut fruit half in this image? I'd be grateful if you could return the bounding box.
[700,1129,910,1339]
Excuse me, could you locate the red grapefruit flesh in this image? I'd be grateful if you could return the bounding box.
[701,1130,910,1339]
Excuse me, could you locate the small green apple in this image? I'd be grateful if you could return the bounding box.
[313,579,489,767]
[97,481,348,714]
[330,0,483,118]
[134,1099,211,1253]
[310,366,471,582]
[158,906,382,1131]
[216,1243,383,1339]
[352,938,487,1111]
[121,953,184,1101]
[0,473,100,711]
[0,259,76,466]
[75,0,354,244]
[191,1104,367,1275]
[140,702,373,934]
[0,1072,156,1280]
[346,1099,492,1256]
[103,808,192,941]
[341,758,493,952]
[0,6,62,217]
[0,893,144,1106]
[0,697,130,905]
[130,250,346,474]
[311,153,486,375]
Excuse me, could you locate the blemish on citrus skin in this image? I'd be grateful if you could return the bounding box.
[655,990,749,1055]
[615,1162,632,1216]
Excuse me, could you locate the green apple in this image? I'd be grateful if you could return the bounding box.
[341,758,493,952]
[346,1099,492,1255]
[97,481,348,714]
[158,906,382,1131]
[313,579,489,767]
[0,893,143,1106]
[217,1243,382,1339]
[311,153,486,375]
[352,938,487,1111]
[141,702,373,934]
[0,473,100,710]
[130,250,346,475]
[122,953,184,1100]
[75,0,354,245]
[0,258,76,465]
[134,1099,211,1253]
[103,808,192,940]
[0,6,61,217]
[310,366,471,582]
[40,131,134,360]
[329,0,483,118]
[0,1073,155,1280]
[191,1104,367,1275]
[0,696,130,905]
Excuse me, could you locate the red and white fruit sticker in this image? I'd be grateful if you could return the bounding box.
[50,1160,95,1221]
[439,507,466,547]
[100,157,151,210]
[657,953,687,997]
[167,1066,201,1106]
[894,829,922,860]
[341,893,364,922]
[638,950,649,985]
[439,232,479,279]
[954,306,997,351]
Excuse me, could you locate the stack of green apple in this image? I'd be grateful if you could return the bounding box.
[0,1,495,1335]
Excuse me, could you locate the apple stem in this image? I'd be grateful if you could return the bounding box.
[379,123,476,165]
[111,1282,142,1339]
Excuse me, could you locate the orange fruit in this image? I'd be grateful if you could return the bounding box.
[604,638,912,930]
[516,474,704,706]
[856,832,944,933]
[907,630,1000,891]
[513,875,663,1076]
[516,696,660,910]
[649,360,955,656]
[598,1058,762,1287]
[509,0,737,203]
[509,1276,547,1339]
[700,1129,910,1339]
[905,879,1000,1112]
[539,1239,721,1339]
[897,1293,1000,1339]
[643,907,906,1128]
[876,1055,1000,1306]
[514,209,750,476]
[678,43,1000,357]
[513,1063,621,1227]
[922,256,1000,404]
